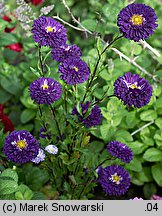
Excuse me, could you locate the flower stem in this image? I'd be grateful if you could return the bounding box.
[38,44,44,77]
[50,105,63,141]
[82,34,123,103]
[38,105,51,139]
[92,94,115,106]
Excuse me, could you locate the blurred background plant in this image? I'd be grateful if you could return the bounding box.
[0,0,162,200]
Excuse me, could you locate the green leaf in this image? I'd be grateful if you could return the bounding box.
[0,89,12,103]
[32,191,47,200]
[88,141,104,153]
[0,33,17,46]
[81,19,97,31]
[143,183,157,200]
[156,97,162,108]
[15,184,33,200]
[20,87,37,109]
[126,141,147,155]
[0,177,18,195]
[140,110,157,121]
[21,164,49,191]
[1,169,18,183]
[96,37,103,55]
[152,163,162,187]
[155,118,162,129]
[143,148,162,162]
[126,111,139,128]
[0,76,20,95]
[125,157,142,172]
[115,130,133,142]
[20,109,36,124]
[0,19,7,31]
[156,69,162,79]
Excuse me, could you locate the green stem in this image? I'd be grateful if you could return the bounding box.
[38,105,51,139]
[38,44,44,77]
[82,34,123,103]
[92,94,115,106]
[50,105,63,141]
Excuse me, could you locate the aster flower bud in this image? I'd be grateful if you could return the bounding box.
[107,141,133,163]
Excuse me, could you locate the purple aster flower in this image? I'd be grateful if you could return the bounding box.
[72,101,102,128]
[58,58,90,85]
[51,44,82,63]
[114,72,152,108]
[107,140,133,163]
[117,3,158,42]
[45,145,58,154]
[31,148,45,164]
[29,77,62,105]
[98,165,130,196]
[130,197,143,200]
[3,130,40,164]
[32,16,67,47]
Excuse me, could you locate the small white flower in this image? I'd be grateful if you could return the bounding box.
[45,145,58,155]
[31,149,45,164]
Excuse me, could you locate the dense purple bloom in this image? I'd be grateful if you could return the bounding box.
[58,58,90,85]
[31,148,45,164]
[107,141,133,163]
[32,16,67,47]
[117,3,158,42]
[29,77,62,105]
[130,197,143,200]
[51,44,82,63]
[98,165,130,196]
[45,145,58,154]
[3,130,40,164]
[72,101,102,128]
[114,72,152,108]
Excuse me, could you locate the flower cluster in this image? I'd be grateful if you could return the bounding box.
[31,16,90,85]
[72,101,102,128]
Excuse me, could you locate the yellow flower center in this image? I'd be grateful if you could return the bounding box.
[109,173,122,185]
[41,80,49,90]
[16,140,27,149]
[42,84,49,90]
[113,175,121,182]
[131,83,139,89]
[130,14,143,26]
[46,26,54,33]
[73,66,79,72]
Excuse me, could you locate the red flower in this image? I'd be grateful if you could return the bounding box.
[2,15,15,33]
[5,43,23,52]
[31,0,44,6]
[3,15,12,22]
[0,115,14,133]
[0,104,14,133]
